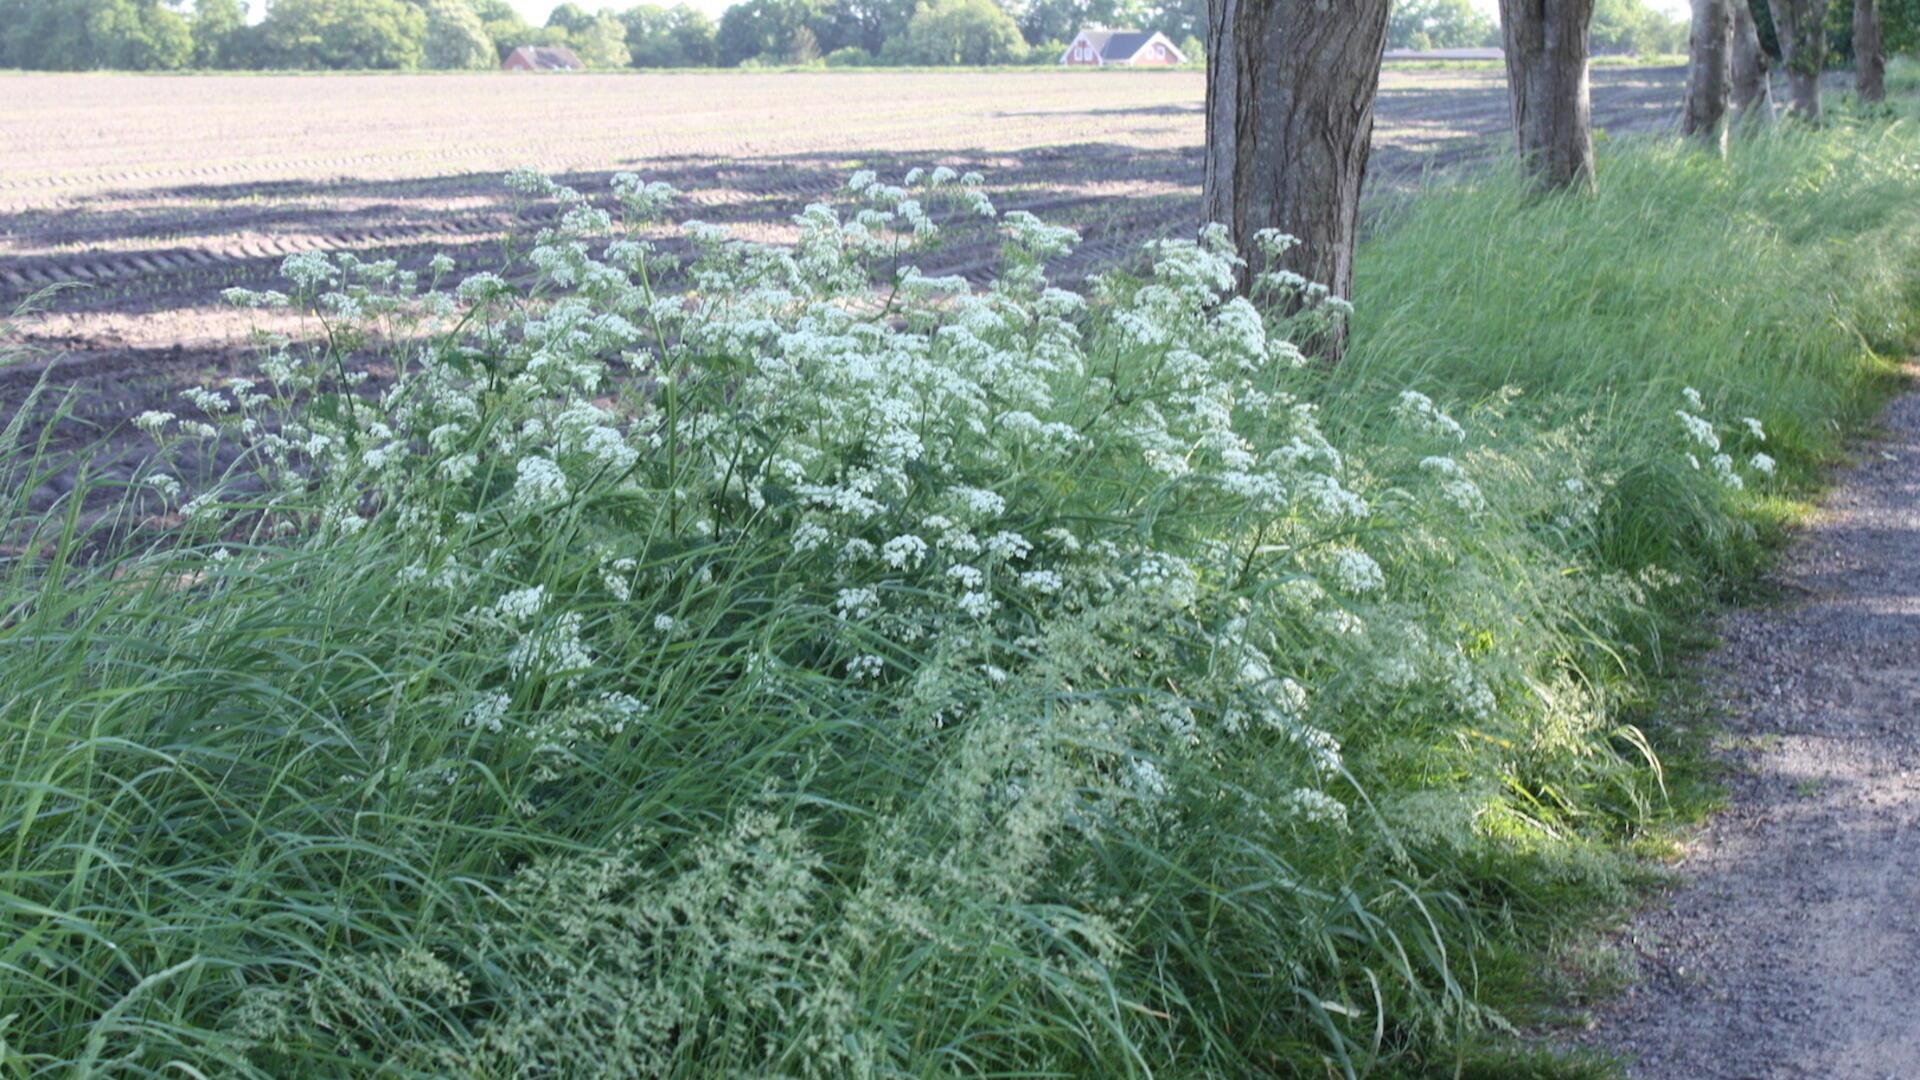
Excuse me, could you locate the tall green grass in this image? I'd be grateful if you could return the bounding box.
[1,110,1917,1080]
[1344,112,1920,593]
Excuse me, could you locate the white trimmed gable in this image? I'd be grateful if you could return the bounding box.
[1060,28,1187,66]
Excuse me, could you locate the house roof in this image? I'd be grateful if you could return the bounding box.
[505,45,583,70]
[1078,29,1159,62]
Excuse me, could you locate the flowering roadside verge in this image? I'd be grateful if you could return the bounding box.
[2,165,1776,1078]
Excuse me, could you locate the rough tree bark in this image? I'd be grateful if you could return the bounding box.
[1684,0,1733,149]
[1731,1,1775,122]
[1856,0,1886,103]
[1766,0,1826,118]
[1498,0,1598,190]
[1203,0,1392,345]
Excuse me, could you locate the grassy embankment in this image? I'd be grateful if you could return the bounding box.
[2,80,1918,1077]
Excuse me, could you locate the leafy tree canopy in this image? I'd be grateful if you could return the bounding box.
[0,0,192,71]
[1590,0,1687,55]
[896,0,1027,62]
[572,11,632,65]
[620,3,718,67]
[259,0,427,69]
[1015,0,1146,48]
[422,0,494,68]
[190,0,252,67]
[717,0,832,64]
[1388,0,1498,50]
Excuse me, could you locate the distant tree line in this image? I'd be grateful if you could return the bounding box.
[0,0,1905,71]
[1389,0,1701,55]
[0,0,1199,69]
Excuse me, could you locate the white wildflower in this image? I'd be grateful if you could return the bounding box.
[180,387,231,415]
[1420,455,1486,513]
[835,587,879,620]
[1129,758,1171,800]
[1712,453,1744,490]
[985,531,1032,561]
[599,557,635,601]
[512,455,569,507]
[1328,548,1384,595]
[490,585,547,622]
[1443,649,1495,719]
[793,521,833,553]
[951,486,1006,520]
[1677,410,1720,451]
[881,534,929,570]
[467,691,511,733]
[1017,569,1062,594]
[1395,390,1465,441]
[1282,788,1348,828]
[507,612,592,681]
[957,590,999,618]
[181,493,221,522]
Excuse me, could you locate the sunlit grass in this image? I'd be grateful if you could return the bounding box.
[2,103,1918,1079]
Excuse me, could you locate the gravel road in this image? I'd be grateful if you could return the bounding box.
[1589,372,1920,1078]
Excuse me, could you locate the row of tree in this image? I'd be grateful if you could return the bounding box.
[0,0,1718,71]
[1389,0,1692,55]
[0,0,1186,70]
[1692,0,1917,121]
[1208,0,1910,361]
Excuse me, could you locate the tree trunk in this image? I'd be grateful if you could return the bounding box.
[1766,0,1825,118]
[1203,0,1392,353]
[1498,0,1597,191]
[1855,0,1885,103]
[1730,1,1775,122]
[1684,0,1733,150]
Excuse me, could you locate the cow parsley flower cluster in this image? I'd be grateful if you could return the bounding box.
[1675,388,1772,491]
[138,166,1609,1075]
[182,168,1446,799]
[1395,390,1466,441]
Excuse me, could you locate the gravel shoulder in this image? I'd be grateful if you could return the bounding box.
[1589,370,1920,1078]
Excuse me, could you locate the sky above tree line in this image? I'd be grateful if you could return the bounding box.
[497,0,1690,26]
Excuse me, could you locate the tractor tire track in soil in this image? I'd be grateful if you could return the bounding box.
[0,67,1685,321]
[0,66,1683,526]
[1586,371,1920,1079]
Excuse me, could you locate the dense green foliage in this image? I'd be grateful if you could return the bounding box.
[569,11,634,65]
[0,0,1835,71]
[4,101,1918,1076]
[186,0,247,65]
[618,3,718,66]
[1389,0,1499,51]
[1827,0,1920,63]
[256,0,427,69]
[0,0,191,71]
[1589,0,1688,55]
[894,0,1027,64]
[421,0,495,68]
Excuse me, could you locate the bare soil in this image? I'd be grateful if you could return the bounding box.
[1,67,1684,328]
[1587,373,1920,1078]
[0,66,1684,517]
